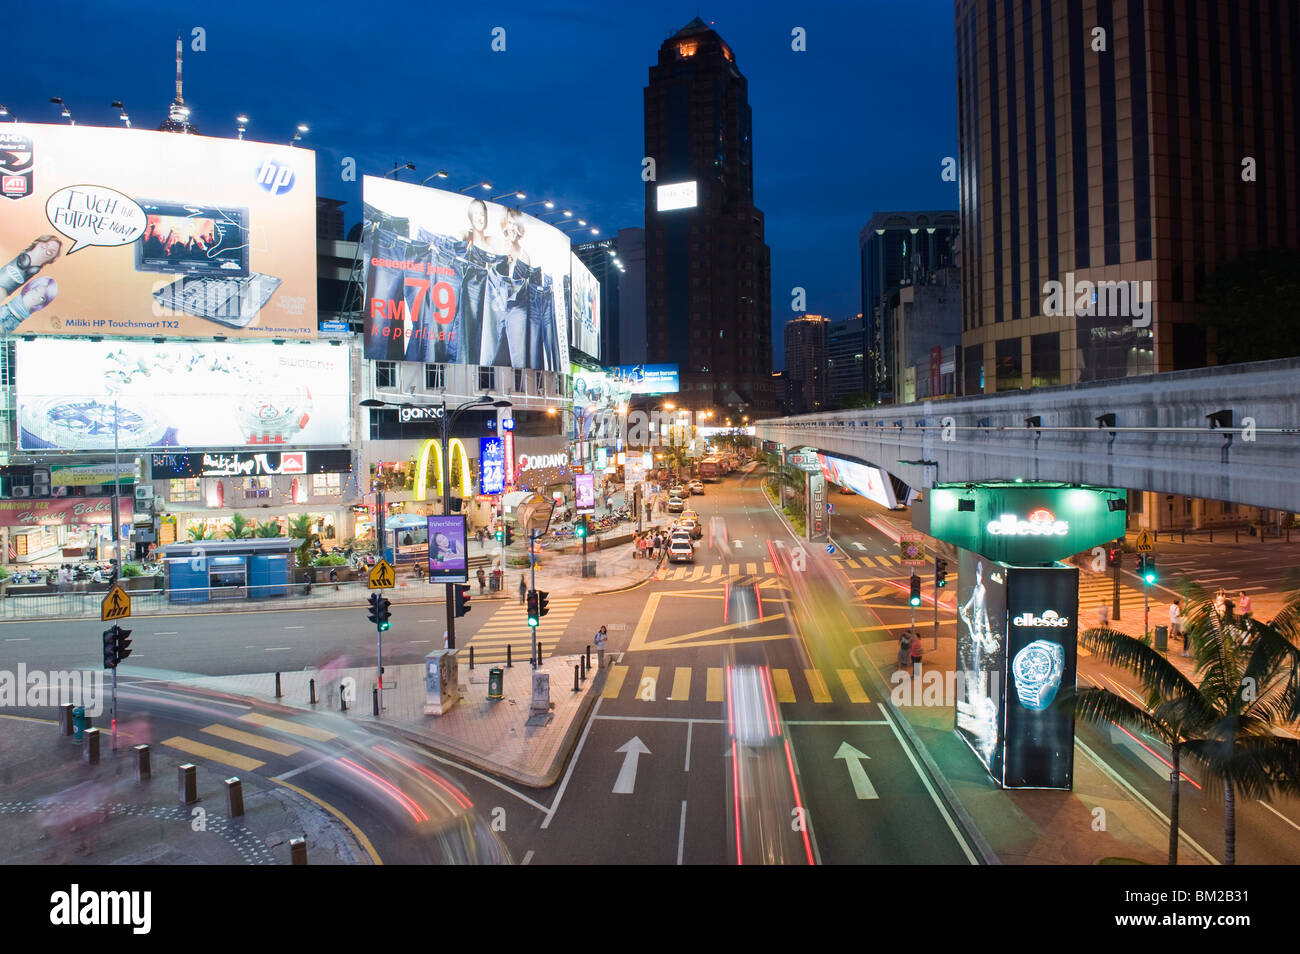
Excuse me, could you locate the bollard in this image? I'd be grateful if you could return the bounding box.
[340,685,348,711]
[289,837,308,865]
[372,686,379,717]
[178,763,197,805]
[507,645,512,668]
[1235,529,1239,543]
[586,645,591,670]
[469,646,475,670]
[1181,530,1186,543]
[83,727,101,764]
[275,672,282,699]
[225,777,244,817]
[581,653,587,681]
[574,664,580,692]
[310,678,317,705]
[59,703,74,737]
[134,744,151,781]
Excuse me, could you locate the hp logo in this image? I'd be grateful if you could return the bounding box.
[255,158,296,195]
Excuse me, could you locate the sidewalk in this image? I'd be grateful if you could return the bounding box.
[0,716,369,865]
[175,650,607,788]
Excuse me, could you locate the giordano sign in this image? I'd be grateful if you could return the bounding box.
[913,482,1127,564]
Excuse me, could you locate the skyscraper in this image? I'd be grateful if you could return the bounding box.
[783,314,829,415]
[826,315,865,408]
[644,18,773,417]
[956,0,1300,392]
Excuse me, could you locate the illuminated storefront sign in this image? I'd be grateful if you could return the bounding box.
[986,510,1069,536]
[480,437,505,495]
[519,452,568,471]
[412,438,472,502]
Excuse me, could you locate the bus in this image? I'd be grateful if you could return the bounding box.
[698,458,722,481]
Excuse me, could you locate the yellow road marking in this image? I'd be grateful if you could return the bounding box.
[272,777,382,865]
[670,667,692,701]
[770,668,796,703]
[637,666,661,701]
[628,592,664,652]
[602,665,629,699]
[161,736,265,772]
[706,667,724,702]
[763,561,775,573]
[805,669,832,703]
[239,712,336,742]
[837,669,870,703]
[202,724,301,757]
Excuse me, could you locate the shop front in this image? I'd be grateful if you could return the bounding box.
[0,497,122,566]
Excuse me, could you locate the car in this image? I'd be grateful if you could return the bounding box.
[689,480,705,495]
[675,518,703,540]
[681,509,699,523]
[668,538,695,563]
[666,497,685,513]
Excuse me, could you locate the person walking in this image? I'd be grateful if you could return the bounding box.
[477,566,487,594]
[897,630,911,672]
[518,574,527,605]
[1238,591,1253,623]
[909,630,924,679]
[329,566,339,591]
[1170,599,1186,656]
[594,624,608,670]
[1096,603,1110,628]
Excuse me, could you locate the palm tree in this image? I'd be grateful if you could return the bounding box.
[253,520,284,538]
[186,525,215,542]
[287,514,318,566]
[225,512,253,540]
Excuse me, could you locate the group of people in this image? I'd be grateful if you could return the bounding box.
[896,629,925,674]
[1097,589,1256,657]
[633,530,670,562]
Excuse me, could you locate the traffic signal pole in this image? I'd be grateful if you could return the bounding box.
[377,588,384,697]
[530,529,538,669]
[1112,559,1121,621]
[933,571,940,650]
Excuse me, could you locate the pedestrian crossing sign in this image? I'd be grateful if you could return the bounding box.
[1135,530,1154,552]
[369,559,395,589]
[101,584,131,621]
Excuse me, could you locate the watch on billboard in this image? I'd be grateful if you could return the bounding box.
[656,181,698,212]
[575,473,595,513]
[426,514,468,583]
[0,124,317,340]
[15,338,351,452]
[480,436,505,495]
[361,176,570,373]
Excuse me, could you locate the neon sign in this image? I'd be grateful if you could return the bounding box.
[986,509,1068,537]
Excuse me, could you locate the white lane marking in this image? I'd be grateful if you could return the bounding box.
[520,849,535,866]
[274,755,336,782]
[264,647,293,652]
[542,696,603,829]
[1257,800,1300,835]
[284,625,305,630]
[5,637,31,641]
[684,720,693,772]
[154,632,178,636]
[677,800,687,865]
[612,737,650,795]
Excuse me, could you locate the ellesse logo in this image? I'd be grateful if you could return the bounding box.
[1013,610,1070,628]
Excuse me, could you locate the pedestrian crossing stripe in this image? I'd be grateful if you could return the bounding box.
[201,724,302,757]
[656,567,786,584]
[162,735,265,772]
[601,665,871,705]
[841,554,903,569]
[239,712,336,742]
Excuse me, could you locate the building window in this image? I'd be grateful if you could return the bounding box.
[242,476,273,491]
[514,368,525,393]
[169,478,200,502]
[375,362,396,389]
[963,344,983,394]
[425,364,445,390]
[995,338,1022,392]
[536,370,544,394]
[312,473,341,495]
[1030,333,1060,388]
[478,366,496,392]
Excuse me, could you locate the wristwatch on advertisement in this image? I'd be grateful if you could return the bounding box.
[1012,639,1065,710]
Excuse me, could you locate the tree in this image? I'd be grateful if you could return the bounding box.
[225,512,253,540]
[288,513,319,566]
[253,520,284,538]
[186,525,215,542]
[1198,248,1300,365]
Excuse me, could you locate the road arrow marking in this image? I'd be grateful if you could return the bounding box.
[774,540,785,548]
[613,737,651,794]
[834,741,879,799]
[852,542,867,551]
[733,540,744,548]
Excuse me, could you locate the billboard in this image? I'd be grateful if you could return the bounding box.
[480,437,505,495]
[816,453,898,509]
[569,253,601,359]
[362,176,569,371]
[16,339,351,451]
[426,514,468,582]
[575,473,596,512]
[0,124,317,339]
[609,364,678,395]
[656,181,698,212]
[955,548,1009,780]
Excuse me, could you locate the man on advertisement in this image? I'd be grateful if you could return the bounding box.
[955,551,1007,776]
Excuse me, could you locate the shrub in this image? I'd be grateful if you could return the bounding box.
[121,563,144,578]
[313,553,348,567]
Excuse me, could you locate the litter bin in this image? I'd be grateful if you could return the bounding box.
[1154,624,1168,651]
[487,667,504,701]
[72,706,89,740]
[582,562,597,578]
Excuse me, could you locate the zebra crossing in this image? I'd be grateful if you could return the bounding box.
[656,561,774,581]
[600,663,871,705]
[464,596,584,663]
[160,712,336,773]
[1077,574,1153,621]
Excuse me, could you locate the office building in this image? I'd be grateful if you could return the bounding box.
[783,314,829,415]
[826,315,865,408]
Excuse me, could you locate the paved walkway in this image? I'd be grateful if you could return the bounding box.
[0,716,367,865]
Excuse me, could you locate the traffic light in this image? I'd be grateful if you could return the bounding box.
[1107,547,1122,567]
[574,519,587,539]
[526,589,540,626]
[454,584,471,618]
[113,626,132,665]
[1140,555,1156,585]
[504,525,515,547]
[909,575,922,607]
[367,592,392,631]
[495,526,504,542]
[102,626,117,669]
[536,590,550,618]
[934,558,948,588]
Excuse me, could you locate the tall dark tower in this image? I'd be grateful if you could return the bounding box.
[158,32,198,134]
[643,18,773,417]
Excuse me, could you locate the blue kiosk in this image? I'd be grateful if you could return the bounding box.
[162,538,300,603]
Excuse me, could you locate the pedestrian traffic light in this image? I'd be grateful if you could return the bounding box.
[526,589,540,626]
[454,584,471,618]
[909,575,922,607]
[495,527,504,542]
[1141,555,1156,585]
[367,592,392,631]
[574,519,587,539]
[113,626,132,665]
[1107,547,1121,567]
[536,590,550,618]
[504,525,515,547]
[934,558,948,588]
[102,626,117,669]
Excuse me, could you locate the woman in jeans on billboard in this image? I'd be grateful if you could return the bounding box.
[483,208,531,369]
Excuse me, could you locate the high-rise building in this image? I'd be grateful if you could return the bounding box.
[826,316,865,408]
[644,17,773,417]
[859,212,959,403]
[956,0,1300,392]
[783,314,829,415]
[617,227,647,366]
[157,33,198,134]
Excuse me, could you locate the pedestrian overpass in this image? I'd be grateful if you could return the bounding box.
[754,357,1300,513]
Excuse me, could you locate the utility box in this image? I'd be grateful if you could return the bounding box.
[424,649,460,716]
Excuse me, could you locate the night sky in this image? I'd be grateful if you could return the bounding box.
[8,0,958,368]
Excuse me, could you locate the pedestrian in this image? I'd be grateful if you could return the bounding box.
[594,624,608,670]
[477,567,487,594]
[1170,599,1186,656]
[897,630,911,672]
[329,566,339,591]
[519,574,527,605]
[909,630,924,678]
[1096,603,1110,628]
[1238,591,1253,623]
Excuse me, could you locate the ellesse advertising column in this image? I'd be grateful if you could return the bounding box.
[1001,564,1079,789]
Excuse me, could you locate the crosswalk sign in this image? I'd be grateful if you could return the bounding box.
[369,559,394,589]
[101,584,131,621]
[1135,530,1154,552]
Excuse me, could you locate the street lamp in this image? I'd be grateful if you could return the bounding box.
[49,97,74,124]
[235,114,249,139]
[459,181,492,194]
[0,104,16,122]
[110,101,131,128]
[520,199,555,212]
[290,123,309,146]
[491,190,526,203]
[421,170,449,186]
[386,161,416,180]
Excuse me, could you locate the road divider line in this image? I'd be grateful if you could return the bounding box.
[677,800,687,865]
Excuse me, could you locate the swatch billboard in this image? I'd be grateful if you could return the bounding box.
[0,123,317,340]
[362,176,569,372]
[16,338,351,451]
